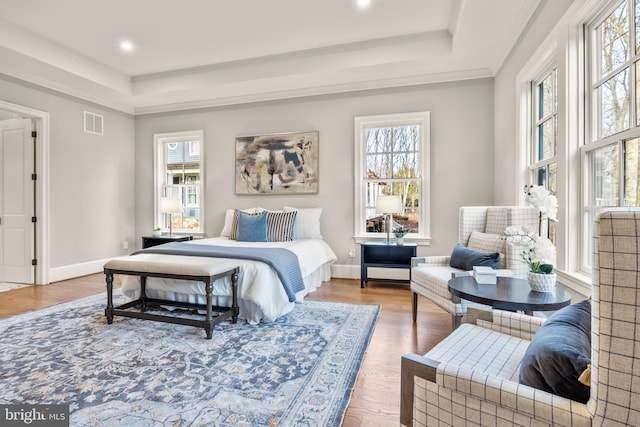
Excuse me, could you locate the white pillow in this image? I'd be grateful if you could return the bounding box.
[220,207,263,238]
[283,207,323,239]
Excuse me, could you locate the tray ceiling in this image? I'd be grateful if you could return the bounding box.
[0,0,540,114]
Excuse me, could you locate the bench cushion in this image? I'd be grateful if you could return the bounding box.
[104,254,240,277]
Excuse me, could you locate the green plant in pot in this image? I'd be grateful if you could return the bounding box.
[502,225,557,292]
[152,227,162,237]
[393,226,409,245]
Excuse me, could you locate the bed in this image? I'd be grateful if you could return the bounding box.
[121,207,337,324]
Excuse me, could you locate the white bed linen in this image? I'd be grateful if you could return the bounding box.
[120,237,337,324]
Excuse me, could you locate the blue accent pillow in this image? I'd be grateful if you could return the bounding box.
[236,211,268,242]
[519,299,591,403]
[449,244,499,270]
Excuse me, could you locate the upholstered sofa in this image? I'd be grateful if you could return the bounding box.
[411,206,541,328]
[400,208,640,426]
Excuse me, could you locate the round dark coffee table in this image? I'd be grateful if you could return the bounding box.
[448,275,571,314]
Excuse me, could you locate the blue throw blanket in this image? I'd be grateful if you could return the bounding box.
[133,242,304,302]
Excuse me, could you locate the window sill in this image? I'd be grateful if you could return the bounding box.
[167,231,205,239]
[555,269,591,297]
[353,235,432,246]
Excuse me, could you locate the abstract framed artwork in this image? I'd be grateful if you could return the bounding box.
[235,131,319,195]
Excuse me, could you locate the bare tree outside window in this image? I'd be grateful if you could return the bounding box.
[354,111,429,241]
[365,125,421,234]
[584,0,640,267]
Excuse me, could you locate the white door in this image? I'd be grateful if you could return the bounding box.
[0,118,34,284]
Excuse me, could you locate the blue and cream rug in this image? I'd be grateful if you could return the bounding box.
[0,291,379,426]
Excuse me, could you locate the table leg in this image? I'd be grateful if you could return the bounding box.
[412,292,417,322]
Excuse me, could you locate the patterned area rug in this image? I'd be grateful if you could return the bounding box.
[0,291,379,426]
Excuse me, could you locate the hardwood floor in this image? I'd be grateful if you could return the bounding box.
[0,275,452,426]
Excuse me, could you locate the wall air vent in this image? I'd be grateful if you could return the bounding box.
[83,111,104,135]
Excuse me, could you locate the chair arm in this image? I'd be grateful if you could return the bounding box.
[400,353,439,427]
[411,255,450,268]
[466,307,493,324]
[474,309,545,340]
[436,363,591,426]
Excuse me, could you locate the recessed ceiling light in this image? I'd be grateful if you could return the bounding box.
[120,41,134,52]
[357,0,371,8]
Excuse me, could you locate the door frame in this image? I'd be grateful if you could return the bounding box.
[0,100,50,285]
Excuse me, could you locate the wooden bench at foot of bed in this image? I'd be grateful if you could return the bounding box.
[103,254,240,339]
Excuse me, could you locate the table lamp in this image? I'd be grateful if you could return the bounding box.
[160,197,181,237]
[376,195,402,244]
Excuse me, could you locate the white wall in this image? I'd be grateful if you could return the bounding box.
[135,79,496,274]
[493,0,574,204]
[0,76,135,277]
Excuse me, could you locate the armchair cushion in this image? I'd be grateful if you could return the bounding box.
[467,231,506,268]
[519,299,591,403]
[449,244,499,270]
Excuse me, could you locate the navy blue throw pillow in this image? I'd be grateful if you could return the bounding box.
[519,299,591,403]
[449,244,499,270]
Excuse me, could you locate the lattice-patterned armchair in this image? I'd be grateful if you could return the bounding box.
[400,208,640,427]
[411,206,540,328]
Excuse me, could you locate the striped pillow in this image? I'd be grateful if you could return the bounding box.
[267,211,297,242]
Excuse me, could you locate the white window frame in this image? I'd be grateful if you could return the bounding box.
[153,130,205,237]
[527,66,559,242]
[530,67,558,188]
[584,0,640,270]
[353,111,431,245]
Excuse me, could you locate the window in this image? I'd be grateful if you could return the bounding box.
[154,130,204,235]
[585,0,640,268]
[354,112,430,243]
[530,67,558,241]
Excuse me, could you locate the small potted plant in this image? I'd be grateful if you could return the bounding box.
[393,226,409,245]
[502,225,557,292]
[152,227,162,237]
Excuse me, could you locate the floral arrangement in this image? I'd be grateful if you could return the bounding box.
[393,226,409,238]
[524,185,558,222]
[502,225,556,274]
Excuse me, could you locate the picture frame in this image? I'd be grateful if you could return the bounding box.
[235,131,319,195]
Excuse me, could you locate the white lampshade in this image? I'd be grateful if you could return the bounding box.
[376,195,402,214]
[160,197,181,214]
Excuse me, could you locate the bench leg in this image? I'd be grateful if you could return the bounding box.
[231,270,239,323]
[205,282,214,339]
[105,272,114,324]
[140,276,147,312]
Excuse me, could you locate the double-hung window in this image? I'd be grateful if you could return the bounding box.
[530,67,558,241]
[354,112,431,243]
[585,0,640,268]
[153,130,204,235]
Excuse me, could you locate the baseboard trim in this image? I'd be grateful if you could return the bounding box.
[331,264,360,279]
[50,261,362,284]
[49,258,110,284]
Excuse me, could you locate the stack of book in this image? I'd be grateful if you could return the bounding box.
[473,266,497,284]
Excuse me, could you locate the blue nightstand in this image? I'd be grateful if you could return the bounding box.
[360,242,417,288]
